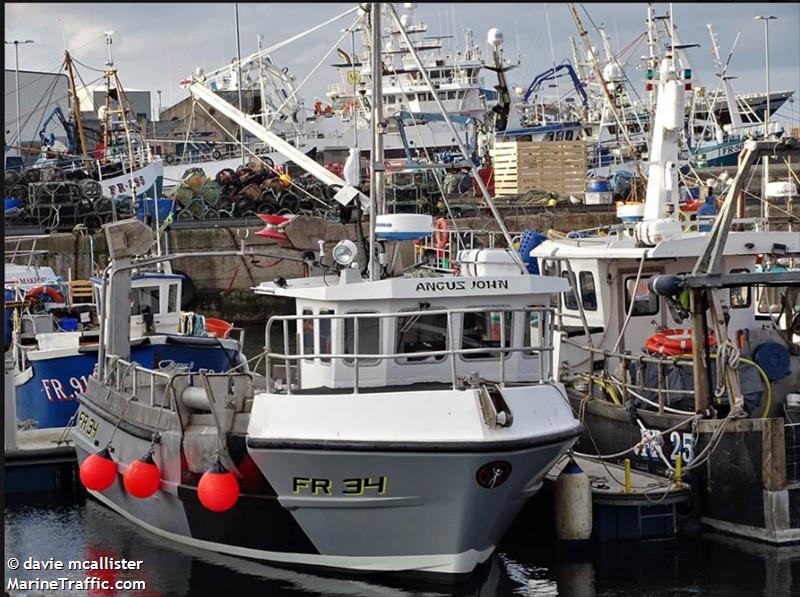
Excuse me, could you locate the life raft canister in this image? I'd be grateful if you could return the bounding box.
[645,328,717,356]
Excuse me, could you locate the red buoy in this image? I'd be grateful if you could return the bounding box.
[197,461,240,512]
[123,452,162,498]
[79,448,118,491]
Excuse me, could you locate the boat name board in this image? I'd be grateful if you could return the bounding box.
[293,476,388,496]
[414,280,510,292]
[41,375,88,403]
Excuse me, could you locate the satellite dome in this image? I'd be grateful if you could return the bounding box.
[487,28,503,47]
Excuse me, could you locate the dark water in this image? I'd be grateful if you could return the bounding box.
[6,324,800,595]
[5,497,800,597]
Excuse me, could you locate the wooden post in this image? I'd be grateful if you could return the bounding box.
[690,289,710,413]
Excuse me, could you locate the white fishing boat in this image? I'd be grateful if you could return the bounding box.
[529,27,800,544]
[70,4,581,577]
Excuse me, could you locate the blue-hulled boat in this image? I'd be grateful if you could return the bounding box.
[9,266,239,429]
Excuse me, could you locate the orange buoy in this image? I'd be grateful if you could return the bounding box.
[79,448,117,492]
[123,452,161,498]
[197,461,240,512]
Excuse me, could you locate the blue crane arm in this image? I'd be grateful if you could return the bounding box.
[38,106,76,151]
[522,61,588,107]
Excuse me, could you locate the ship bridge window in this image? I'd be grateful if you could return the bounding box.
[579,272,597,311]
[565,130,574,141]
[301,308,314,362]
[167,283,178,313]
[523,308,546,357]
[461,310,512,359]
[729,269,751,308]
[555,131,564,141]
[546,132,555,141]
[625,276,659,316]
[561,271,579,310]
[131,286,160,315]
[344,312,380,365]
[396,311,448,363]
[319,309,334,363]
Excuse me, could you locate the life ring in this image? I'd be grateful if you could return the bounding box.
[212,150,222,160]
[645,328,716,356]
[165,154,176,165]
[26,286,64,304]
[434,217,449,249]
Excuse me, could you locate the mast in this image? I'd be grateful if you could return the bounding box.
[234,3,246,166]
[64,51,89,161]
[368,2,384,281]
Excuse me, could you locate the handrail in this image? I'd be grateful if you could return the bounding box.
[264,306,555,394]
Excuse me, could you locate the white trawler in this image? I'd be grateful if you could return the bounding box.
[531,29,800,544]
[162,2,489,183]
[71,4,581,577]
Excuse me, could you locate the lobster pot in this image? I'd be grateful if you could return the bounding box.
[200,181,221,206]
[79,179,103,201]
[173,185,195,207]
[182,170,207,193]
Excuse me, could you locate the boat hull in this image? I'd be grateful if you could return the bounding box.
[73,427,577,576]
[15,340,240,429]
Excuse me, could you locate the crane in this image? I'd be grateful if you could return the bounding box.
[521,61,588,108]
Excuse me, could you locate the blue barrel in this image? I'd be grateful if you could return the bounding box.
[752,342,790,381]
[518,230,548,274]
[586,179,611,193]
[136,198,175,222]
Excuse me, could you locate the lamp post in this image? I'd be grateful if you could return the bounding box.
[5,39,35,156]
[754,15,776,223]
[753,16,776,137]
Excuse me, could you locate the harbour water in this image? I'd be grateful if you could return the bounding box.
[5,496,800,596]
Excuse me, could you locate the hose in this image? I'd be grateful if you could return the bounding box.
[674,353,772,419]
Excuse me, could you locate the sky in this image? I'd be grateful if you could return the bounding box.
[5,2,800,126]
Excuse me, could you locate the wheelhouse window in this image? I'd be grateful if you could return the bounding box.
[167,283,179,313]
[462,310,511,359]
[302,309,314,361]
[729,269,751,309]
[319,309,334,363]
[396,312,447,362]
[344,312,380,365]
[579,271,597,311]
[523,308,545,357]
[625,276,659,316]
[131,286,160,315]
[561,271,579,310]
[542,259,558,278]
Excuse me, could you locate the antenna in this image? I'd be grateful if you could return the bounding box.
[104,30,114,66]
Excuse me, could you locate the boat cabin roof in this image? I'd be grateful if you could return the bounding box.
[253,273,568,303]
[532,230,800,261]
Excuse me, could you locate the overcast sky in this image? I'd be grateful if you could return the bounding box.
[5,2,799,125]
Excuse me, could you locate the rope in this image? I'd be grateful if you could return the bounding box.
[714,338,740,399]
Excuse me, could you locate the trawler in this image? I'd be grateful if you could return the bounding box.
[71,4,581,577]
[530,34,800,544]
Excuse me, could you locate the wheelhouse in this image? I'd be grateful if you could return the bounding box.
[255,273,568,391]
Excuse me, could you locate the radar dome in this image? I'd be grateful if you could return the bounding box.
[603,63,623,82]
[487,28,504,47]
